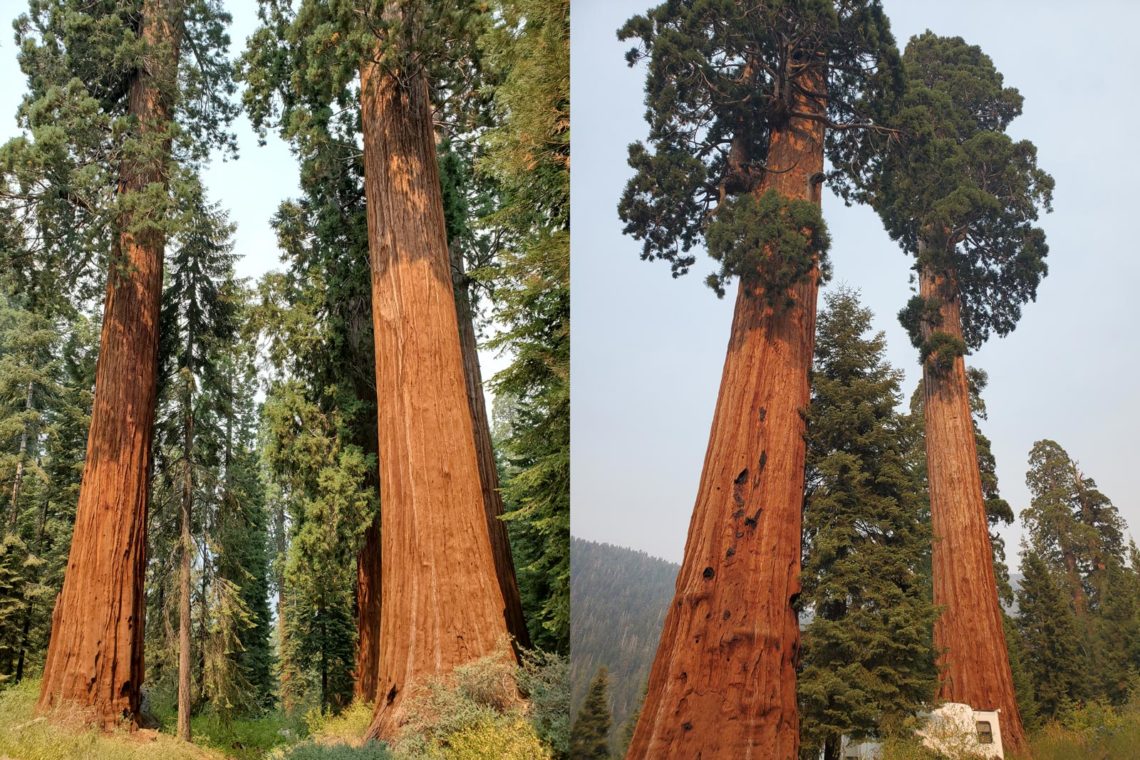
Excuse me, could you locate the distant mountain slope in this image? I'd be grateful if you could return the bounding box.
[570,537,678,741]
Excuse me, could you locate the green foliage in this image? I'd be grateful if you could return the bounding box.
[1016,549,1088,720]
[844,32,1053,348]
[517,649,570,759]
[704,189,830,300]
[273,742,393,760]
[569,538,676,749]
[386,654,551,759]
[0,678,227,760]
[917,331,966,373]
[617,0,899,278]
[799,287,938,752]
[570,667,612,760]
[478,0,570,654]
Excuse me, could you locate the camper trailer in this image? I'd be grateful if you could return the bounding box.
[822,703,1004,760]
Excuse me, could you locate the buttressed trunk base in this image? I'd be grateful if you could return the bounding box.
[920,265,1028,755]
[627,100,825,758]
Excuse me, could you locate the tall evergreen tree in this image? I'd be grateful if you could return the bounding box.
[3,0,237,726]
[1015,548,1086,720]
[571,667,613,760]
[617,3,900,755]
[798,288,937,759]
[243,2,532,736]
[477,0,570,655]
[839,33,1054,752]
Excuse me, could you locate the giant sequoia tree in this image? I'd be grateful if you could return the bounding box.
[617,2,899,755]
[6,0,236,727]
[841,33,1054,753]
[243,1,527,736]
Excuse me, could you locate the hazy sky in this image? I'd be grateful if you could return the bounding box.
[0,3,507,397]
[571,0,1140,567]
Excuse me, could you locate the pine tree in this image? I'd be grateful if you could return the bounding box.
[4,0,236,726]
[571,667,613,760]
[1016,548,1086,720]
[617,3,900,755]
[798,288,937,758]
[839,33,1054,753]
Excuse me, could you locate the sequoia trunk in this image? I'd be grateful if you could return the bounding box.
[359,59,516,740]
[627,94,825,758]
[354,514,381,702]
[920,265,1028,754]
[35,0,181,729]
[451,245,530,649]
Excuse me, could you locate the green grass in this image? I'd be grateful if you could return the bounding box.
[0,679,223,760]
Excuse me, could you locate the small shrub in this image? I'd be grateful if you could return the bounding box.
[306,700,376,743]
[271,739,393,760]
[442,718,551,760]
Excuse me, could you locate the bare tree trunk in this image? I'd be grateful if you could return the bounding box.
[36,0,181,729]
[450,247,530,649]
[920,264,1028,755]
[177,395,193,741]
[626,79,825,759]
[354,513,382,703]
[7,381,34,533]
[359,58,516,740]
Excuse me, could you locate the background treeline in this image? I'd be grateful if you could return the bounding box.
[570,287,1140,758]
[0,0,568,756]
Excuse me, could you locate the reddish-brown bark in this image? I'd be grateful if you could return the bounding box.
[36,0,182,729]
[451,248,531,650]
[354,514,382,703]
[920,266,1028,756]
[626,93,825,758]
[359,59,516,740]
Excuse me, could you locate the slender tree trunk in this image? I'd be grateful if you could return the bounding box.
[36,0,181,729]
[919,264,1028,755]
[359,57,516,740]
[627,80,825,759]
[450,246,530,649]
[177,393,193,741]
[823,735,841,760]
[7,381,34,533]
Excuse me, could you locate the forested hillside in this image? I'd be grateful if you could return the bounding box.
[569,537,676,747]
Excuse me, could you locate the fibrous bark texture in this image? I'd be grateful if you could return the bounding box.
[36,0,181,729]
[627,107,825,758]
[355,513,382,702]
[359,60,515,740]
[920,266,1028,755]
[451,247,530,650]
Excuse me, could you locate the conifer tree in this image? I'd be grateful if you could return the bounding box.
[1016,548,1086,720]
[840,33,1054,752]
[243,2,531,735]
[572,667,613,760]
[4,0,236,726]
[1023,439,1125,617]
[154,181,237,740]
[798,288,937,759]
[477,0,571,655]
[617,3,900,755]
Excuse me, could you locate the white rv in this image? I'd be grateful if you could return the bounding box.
[822,703,1004,760]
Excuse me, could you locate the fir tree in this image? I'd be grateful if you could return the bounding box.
[798,288,937,758]
[1016,548,1086,720]
[571,667,613,760]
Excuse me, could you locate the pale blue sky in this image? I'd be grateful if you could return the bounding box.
[571,0,1140,566]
